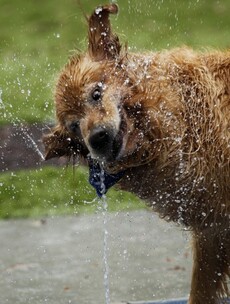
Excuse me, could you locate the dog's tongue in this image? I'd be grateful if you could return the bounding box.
[88,158,125,198]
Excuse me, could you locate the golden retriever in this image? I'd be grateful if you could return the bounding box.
[43,4,230,303]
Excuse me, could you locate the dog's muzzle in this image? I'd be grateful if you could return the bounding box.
[88,125,122,161]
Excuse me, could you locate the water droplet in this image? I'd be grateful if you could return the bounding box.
[95,7,103,15]
[0,88,5,109]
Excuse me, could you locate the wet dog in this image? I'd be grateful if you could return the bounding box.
[43,4,230,303]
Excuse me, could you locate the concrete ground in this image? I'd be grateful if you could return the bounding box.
[0,210,192,304]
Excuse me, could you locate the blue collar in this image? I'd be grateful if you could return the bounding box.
[88,158,125,198]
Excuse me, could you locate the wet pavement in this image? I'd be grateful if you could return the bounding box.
[0,210,192,304]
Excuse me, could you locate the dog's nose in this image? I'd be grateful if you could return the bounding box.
[88,126,115,158]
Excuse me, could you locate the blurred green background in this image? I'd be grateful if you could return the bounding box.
[0,0,229,218]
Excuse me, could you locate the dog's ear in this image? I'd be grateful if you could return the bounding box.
[42,127,74,160]
[88,3,121,61]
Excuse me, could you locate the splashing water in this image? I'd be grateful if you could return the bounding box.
[99,164,110,304]
[19,125,45,161]
[0,85,45,161]
[0,88,5,109]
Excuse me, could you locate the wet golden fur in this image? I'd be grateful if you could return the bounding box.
[43,4,230,303]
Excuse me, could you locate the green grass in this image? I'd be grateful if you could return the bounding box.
[0,166,144,219]
[0,0,229,218]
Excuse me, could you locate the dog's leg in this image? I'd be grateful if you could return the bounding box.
[189,229,230,304]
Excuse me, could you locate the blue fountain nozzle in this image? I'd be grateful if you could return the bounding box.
[88,158,125,198]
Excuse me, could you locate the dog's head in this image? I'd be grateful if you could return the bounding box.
[43,4,162,173]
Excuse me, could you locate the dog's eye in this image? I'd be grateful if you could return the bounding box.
[91,88,102,102]
[68,121,80,133]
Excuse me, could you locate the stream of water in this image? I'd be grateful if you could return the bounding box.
[99,165,111,304]
[19,125,45,161]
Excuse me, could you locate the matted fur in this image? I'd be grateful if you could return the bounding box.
[43,4,230,304]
